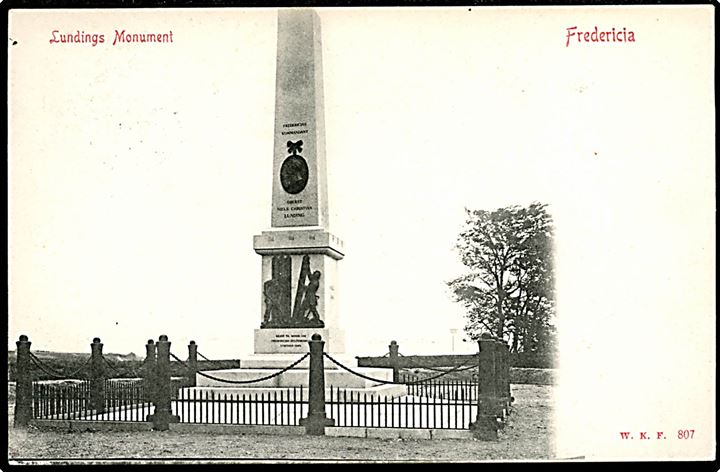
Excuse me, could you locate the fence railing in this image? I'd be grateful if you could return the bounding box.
[31,379,152,422]
[32,381,90,420]
[403,377,479,402]
[14,332,511,439]
[102,379,152,422]
[174,387,307,426]
[326,386,477,429]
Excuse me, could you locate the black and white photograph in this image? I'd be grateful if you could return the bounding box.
[5,4,715,463]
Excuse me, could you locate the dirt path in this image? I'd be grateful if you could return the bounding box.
[7,384,555,462]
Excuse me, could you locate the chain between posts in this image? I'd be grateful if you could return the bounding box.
[323,352,476,385]
[197,352,211,361]
[398,353,481,373]
[169,351,310,385]
[28,352,92,379]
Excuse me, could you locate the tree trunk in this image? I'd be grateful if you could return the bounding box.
[496,289,505,340]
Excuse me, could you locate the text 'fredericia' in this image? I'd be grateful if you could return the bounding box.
[566,27,635,47]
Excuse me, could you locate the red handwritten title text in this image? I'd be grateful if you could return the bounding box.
[566,26,635,47]
[49,30,174,47]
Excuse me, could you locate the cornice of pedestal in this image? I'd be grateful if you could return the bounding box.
[253,227,344,260]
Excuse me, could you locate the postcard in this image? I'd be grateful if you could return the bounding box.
[6,4,715,463]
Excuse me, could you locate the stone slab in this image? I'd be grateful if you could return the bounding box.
[169,423,305,436]
[253,228,344,259]
[254,328,345,354]
[29,419,475,440]
[326,426,367,438]
[326,427,472,440]
[29,420,153,432]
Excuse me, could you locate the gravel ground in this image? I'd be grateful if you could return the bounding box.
[7,384,555,463]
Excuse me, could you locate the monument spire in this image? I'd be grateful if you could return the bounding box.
[253,9,344,354]
[271,9,329,229]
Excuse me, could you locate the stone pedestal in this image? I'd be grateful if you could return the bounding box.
[253,227,344,354]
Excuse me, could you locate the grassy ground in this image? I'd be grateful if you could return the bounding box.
[7,384,555,463]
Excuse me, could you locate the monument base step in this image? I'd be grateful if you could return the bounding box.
[196,365,393,389]
[238,353,358,370]
[182,384,408,399]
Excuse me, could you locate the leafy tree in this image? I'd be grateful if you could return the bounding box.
[448,203,556,354]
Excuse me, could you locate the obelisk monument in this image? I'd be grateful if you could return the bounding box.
[196,10,396,393]
[253,9,345,354]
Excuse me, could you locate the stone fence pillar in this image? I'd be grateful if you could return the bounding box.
[300,334,334,435]
[90,337,106,414]
[470,333,499,440]
[14,335,32,427]
[388,340,400,382]
[187,340,198,387]
[148,335,180,430]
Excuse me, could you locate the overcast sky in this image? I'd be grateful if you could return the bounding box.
[8,7,715,459]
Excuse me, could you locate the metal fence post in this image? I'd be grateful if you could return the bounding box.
[388,340,400,382]
[13,335,32,427]
[187,340,198,387]
[148,335,180,430]
[300,333,334,435]
[469,333,499,440]
[90,337,106,414]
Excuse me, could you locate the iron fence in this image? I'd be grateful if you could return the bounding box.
[32,381,91,420]
[174,387,307,426]
[401,376,479,402]
[17,334,509,438]
[166,382,477,429]
[327,386,477,429]
[32,379,155,422]
[101,379,151,422]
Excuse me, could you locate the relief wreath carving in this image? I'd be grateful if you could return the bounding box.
[279,140,309,195]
